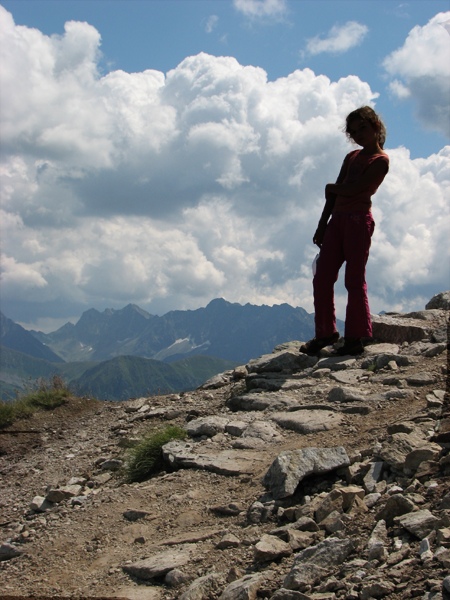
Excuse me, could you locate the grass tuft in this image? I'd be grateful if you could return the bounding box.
[125,425,187,482]
[0,375,71,428]
[365,362,377,372]
[23,375,71,409]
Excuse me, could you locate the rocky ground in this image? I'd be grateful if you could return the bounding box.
[0,297,449,600]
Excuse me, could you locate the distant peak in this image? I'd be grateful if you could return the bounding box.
[206,298,233,307]
[122,304,152,318]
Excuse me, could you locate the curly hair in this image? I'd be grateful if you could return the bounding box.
[345,106,387,149]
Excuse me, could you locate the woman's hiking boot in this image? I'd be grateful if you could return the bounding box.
[300,332,340,356]
[334,337,364,356]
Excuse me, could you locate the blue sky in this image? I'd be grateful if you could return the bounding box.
[0,0,449,332]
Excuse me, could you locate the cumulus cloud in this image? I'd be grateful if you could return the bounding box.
[233,0,287,19]
[383,12,450,137]
[369,146,450,297]
[0,5,449,329]
[304,21,368,56]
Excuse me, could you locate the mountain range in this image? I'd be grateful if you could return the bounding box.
[30,298,316,363]
[0,298,318,401]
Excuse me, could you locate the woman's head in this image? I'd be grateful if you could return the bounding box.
[345,106,386,149]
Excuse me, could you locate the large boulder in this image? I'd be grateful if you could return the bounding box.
[283,537,354,591]
[263,447,350,499]
[426,291,450,310]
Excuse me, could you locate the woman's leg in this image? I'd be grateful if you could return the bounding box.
[343,212,375,338]
[313,215,345,339]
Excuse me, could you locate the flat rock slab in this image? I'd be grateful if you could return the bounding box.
[280,379,316,391]
[160,528,223,546]
[246,375,316,393]
[112,587,162,600]
[242,420,284,442]
[316,356,357,371]
[246,350,318,374]
[162,440,266,476]
[330,369,367,385]
[271,409,343,434]
[371,314,434,344]
[364,343,400,356]
[186,416,229,437]
[122,545,195,580]
[406,373,436,386]
[227,391,301,412]
[327,386,368,403]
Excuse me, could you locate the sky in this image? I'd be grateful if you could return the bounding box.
[0,0,449,333]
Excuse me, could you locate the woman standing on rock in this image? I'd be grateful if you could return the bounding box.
[301,106,389,357]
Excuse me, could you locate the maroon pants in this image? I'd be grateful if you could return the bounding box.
[313,211,375,339]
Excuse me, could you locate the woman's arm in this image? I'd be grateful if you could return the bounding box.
[313,197,334,246]
[325,157,388,197]
[313,156,350,247]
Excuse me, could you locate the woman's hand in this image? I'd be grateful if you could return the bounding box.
[313,221,327,247]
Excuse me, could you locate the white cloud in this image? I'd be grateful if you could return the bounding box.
[0,255,48,294]
[0,6,449,328]
[304,21,368,56]
[233,0,287,19]
[383,12,450,137]
[368,146,450,311]
[205,15,219,34]
[387,79,410,100]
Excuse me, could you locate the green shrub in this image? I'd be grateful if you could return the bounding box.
[21,375,70,409]
[0,401,16,428]
[125,425,187,482]
[0,376,71,428]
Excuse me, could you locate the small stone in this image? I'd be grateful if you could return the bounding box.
[254,534,292,562]
[122,546,194,580]
[100,458,123,471]
[360,580,395,599]
[30,496,53,512]
[363,461,384,493]
[365,493,382,508]
[123,509,150,521]
[395,509,441,539]
[419,538,433,562]
[0,543,22,561]
[71,495,88,506]
[406,373,435,386]
[45,489,66,503]
[216,533,240,550]
[227,567,244,583]
[220,572,269,600]
[209,503,243,516]
[165,568,190,587]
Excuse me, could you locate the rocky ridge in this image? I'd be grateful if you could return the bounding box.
[0,292,449,600]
